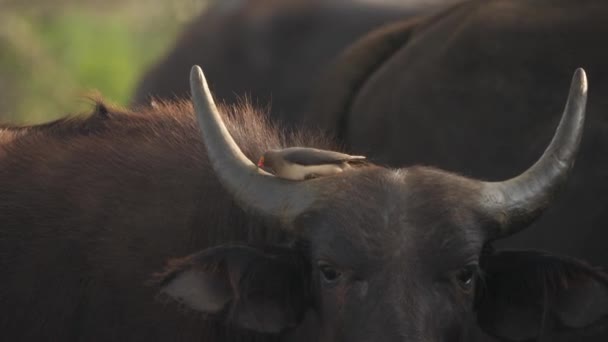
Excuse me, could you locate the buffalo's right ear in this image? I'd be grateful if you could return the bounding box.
[154,244,312,334]
[477,250,608,341]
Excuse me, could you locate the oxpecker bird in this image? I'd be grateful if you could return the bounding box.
[257,147,367,180]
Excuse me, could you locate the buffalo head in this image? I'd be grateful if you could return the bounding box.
[157,66,608,341]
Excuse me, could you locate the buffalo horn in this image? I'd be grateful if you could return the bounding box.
[481,68,588,238]
[190,65,317,221]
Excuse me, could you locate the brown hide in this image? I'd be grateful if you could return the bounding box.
[131,0,443,128]
[0,101,332,341]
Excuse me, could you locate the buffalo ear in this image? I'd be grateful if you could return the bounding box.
[156,244,312,334]
[477,249,608,341]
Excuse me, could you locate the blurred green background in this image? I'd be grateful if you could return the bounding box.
[0,0,208,123]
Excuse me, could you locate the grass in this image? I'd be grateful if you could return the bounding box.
[0,4,194,123]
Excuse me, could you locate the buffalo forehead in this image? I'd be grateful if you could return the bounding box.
[303,167,483,267]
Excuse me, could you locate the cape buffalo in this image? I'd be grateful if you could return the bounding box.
[131,0,450,127]
[312,0,608,274]
[1,65,607,341]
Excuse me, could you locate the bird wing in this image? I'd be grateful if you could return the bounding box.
[282,147,366,166]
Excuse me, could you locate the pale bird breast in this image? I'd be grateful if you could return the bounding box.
[278,162,344,180]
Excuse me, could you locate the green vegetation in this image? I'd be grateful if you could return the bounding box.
[0,2,202,123]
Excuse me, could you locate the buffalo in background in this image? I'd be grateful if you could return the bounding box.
[311,0,608,274]
[131,0,455,127]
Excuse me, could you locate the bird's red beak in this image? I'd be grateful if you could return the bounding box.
[257,156,264,168]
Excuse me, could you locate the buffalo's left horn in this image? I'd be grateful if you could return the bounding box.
[190,65,317,222]
[481,68,588,238]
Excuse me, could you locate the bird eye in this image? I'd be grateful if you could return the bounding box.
[318,261,342,283]
[455,265,477,290]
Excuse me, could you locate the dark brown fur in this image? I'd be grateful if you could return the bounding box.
[0,100,335,341]
[131,0,438,128]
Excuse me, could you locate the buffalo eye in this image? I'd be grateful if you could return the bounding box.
[318,261,342,284]
[455,265,477,291]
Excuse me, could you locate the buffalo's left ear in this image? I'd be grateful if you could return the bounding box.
[154,244,312,334]
[477,249,608,341]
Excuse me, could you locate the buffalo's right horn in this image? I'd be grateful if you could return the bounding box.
[190,65,317,222]
[481,68,588,238]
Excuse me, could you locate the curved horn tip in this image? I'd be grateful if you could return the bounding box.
[572,68,588,95]
[190,65,207,89]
